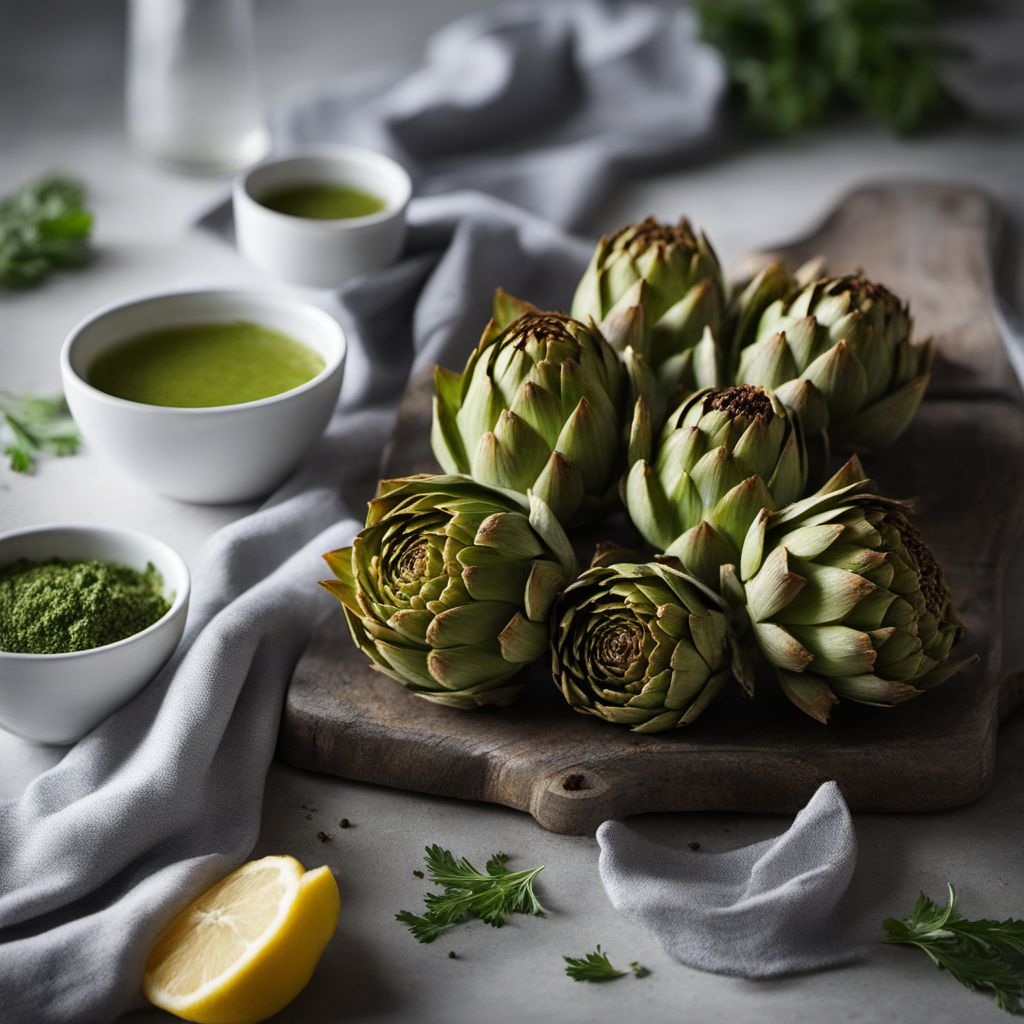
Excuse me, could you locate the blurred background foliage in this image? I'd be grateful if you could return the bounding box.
[695,0,957,136]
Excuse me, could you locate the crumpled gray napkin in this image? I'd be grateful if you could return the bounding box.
[271,0,726,229]
[597,781,864,978]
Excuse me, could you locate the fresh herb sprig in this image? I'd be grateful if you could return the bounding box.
[397,845,545,943]
[0,393,80,473]
[564,945,650,983]
[695,0,956,136]
[883,883,1024,1015]
[0,176,93,287]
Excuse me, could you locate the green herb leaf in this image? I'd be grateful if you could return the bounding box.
[397,844,545,943]
[695,0,956,136]
[564,945,628,983]
[0,393,81,474]
[883,883,1024,1015]
[395,909,445,944]
[0,176,93,288]
[3,443,33,474]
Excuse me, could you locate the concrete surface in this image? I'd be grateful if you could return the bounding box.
[1,2,1023,1022]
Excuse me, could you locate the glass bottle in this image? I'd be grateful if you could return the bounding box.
[126,0,271,173]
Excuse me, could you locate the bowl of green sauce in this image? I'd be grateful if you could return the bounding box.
[233,146,412,287]
[0,523,190,745]
[61,288,346,503]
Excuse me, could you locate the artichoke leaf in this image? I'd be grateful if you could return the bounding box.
[752,621,814,672]
[786,624,878,676]
[626,460,681,551]
[425,601,519,648]
[745,546,806,622]
[474,510,545,559]
[777,670,839,724]
[497,612,550,664]
[427,647,516,689]
[835,375,928,453]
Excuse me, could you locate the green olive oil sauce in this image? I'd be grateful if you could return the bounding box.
[87,322,325,408]
[259,183,387,220]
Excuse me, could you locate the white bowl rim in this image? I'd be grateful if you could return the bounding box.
[237,144,413,228]
[61,287,347,417]
[0,523,191,661]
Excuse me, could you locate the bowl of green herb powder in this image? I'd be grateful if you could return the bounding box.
[0,523,189,744]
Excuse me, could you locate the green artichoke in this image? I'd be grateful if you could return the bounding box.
[735,476,971,723]
[735,273,932,452]
[571,217,726,392]
[625,384,808,586]
[431,296,633,526]
[550,557,739,733]
[321,474,577,709]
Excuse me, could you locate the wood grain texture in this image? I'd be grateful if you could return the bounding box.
[281,182,1024,834]
[761,181,1020,403]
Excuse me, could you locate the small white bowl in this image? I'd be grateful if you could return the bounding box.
[61,288,346,504]
[0,524,190,745]
[233,146,412,287]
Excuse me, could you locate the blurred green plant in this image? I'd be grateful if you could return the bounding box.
[695,0,956,136]
[0,393,80,474]
[0,176,93,287]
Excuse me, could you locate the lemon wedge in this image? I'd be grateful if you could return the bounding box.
[143,855,340,1024]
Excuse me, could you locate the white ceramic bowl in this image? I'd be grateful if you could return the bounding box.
[233,146,412,287]
[0,524,190,745]
[61,288,346,504]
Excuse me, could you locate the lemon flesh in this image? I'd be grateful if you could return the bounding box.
[143,856,340,1024]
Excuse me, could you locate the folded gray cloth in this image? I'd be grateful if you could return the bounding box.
[596,781,864,977]
[0,193,589,1023]
[273,0,726,229]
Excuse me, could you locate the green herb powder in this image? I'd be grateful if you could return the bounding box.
[0,558,170,654]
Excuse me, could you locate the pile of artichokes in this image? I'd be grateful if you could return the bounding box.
[322,216,974,732]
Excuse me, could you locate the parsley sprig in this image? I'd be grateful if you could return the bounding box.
[883,883,1024,1015]
[564,945,650,983]
[0,176,93,287]
[0,393,80,473]
[397,845,545,943]
[696,0,956,136]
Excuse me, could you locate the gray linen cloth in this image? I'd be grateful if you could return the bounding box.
[597,782,863,977]
[270,0,727,230]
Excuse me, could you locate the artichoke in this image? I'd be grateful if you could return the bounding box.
[571,217,726,393]
[734,273,932,452]
[431,296,633,526]
[550,557,739,733]
[321,474,577,709]
[625,384,808,586]
[735,476,971,723]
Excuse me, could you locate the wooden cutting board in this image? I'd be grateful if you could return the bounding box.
[280,182,1024,835]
